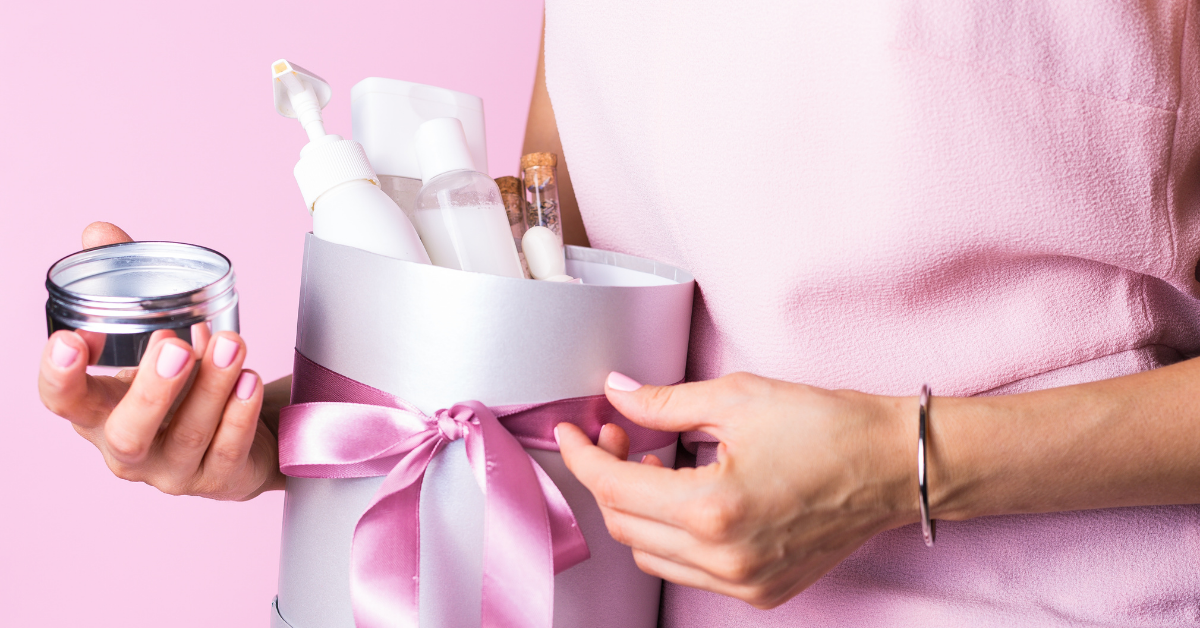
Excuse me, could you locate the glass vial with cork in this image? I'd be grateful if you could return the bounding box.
[496,176,532,278]
[521,152,561,241]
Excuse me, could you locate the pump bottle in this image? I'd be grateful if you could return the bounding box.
[272,60,430,264]
[411,118,524,278]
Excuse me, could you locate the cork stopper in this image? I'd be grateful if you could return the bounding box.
[521,152,558,189]
[520,152,558,170]
[495,176,521,196]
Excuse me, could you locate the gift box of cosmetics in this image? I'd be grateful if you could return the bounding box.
[270,234,695,628]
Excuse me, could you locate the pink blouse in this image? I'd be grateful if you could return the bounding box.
[545,0,1200,625]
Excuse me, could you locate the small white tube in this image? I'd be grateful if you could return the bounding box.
[522,226,567,280]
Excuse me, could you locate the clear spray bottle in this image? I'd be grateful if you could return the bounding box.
[411,118,524,278]
[272,59,430,264]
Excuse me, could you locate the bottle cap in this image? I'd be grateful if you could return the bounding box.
[415,118,477,184]
[272,59,379,211]
[521,152,558,189]
[272,59,332,143]
[495,176,521,196]
[294,136,379,211]
[520,152,557,170]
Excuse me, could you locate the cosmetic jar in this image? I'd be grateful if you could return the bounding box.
[45,241,239,368]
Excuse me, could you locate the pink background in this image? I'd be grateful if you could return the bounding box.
[0,1,543,625]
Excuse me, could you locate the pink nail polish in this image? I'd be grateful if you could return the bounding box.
[606,371,642,392]
[236,372,258,400]
[156,343,190,378]
[212,336,238,369]
[51,339,79,369]
[553,425,561,446]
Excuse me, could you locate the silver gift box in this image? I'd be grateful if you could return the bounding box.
[273,234,695,628]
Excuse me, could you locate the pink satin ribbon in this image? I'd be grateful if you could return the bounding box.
[278,351,677,628]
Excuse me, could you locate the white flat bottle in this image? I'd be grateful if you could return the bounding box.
[411,118,524,278]
[272,59,431,264]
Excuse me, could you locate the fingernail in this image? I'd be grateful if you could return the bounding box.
[51,339,79,368]
[640,454,650,463]
[155,343,190,379]
[606,371,642,392]
[212,336,238,369]
[553,425,562,446]
[236,372,257,400]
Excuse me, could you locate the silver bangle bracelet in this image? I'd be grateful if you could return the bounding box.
[918,384,936,547]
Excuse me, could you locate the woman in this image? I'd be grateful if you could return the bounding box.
[39,2,1200,626]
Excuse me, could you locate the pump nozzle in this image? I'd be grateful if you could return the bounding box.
[272,59,333,143]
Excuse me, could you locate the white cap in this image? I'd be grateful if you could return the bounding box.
[351,78,489,179]
[415,118,476,184]
[272,59,332,143]
[272,59,380,210]
[293,136,378,210]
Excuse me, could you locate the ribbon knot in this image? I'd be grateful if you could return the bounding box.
[434,407,473,442]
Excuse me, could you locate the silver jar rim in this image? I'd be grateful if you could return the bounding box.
[46,241,238,333]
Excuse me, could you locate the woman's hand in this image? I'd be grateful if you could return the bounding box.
[556,372,921,609]
[37,222,286,500]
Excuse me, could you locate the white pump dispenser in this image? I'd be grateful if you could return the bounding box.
[272,59,430,264]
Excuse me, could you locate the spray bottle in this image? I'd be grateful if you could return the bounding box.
[411,118,524,278]
[272,59,430,264]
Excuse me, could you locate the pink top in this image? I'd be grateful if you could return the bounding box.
[545,1,1200,626]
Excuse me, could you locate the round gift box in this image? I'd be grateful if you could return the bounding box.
[274,234,694,628]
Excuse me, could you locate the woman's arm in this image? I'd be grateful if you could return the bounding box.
[929,356,1200,519]
[556,359,1200,608]
[522,19,589,247]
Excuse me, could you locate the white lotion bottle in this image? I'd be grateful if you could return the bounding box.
[412,118,524,278]
[272,60,430,264]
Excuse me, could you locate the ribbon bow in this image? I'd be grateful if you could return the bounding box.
[277,352,676,628]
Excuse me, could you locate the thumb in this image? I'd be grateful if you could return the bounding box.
[82,221,134,249]
[604,372,728,437]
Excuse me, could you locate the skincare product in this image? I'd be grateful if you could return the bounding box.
[411,118,524,278]
[351,79,489,220]
[520,152,568,280]
[272,60,430,265]
[495,176,531,278]
[522,226,569,280]
[46,242,239,368]
[520,152,563,240]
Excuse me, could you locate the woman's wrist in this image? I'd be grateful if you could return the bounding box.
[912,374,1183,522]
[902,392,1014,522]
[862,392,925,532]
[871,391,979,529]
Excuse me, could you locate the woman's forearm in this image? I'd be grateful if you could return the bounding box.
[929,357,1200,520]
